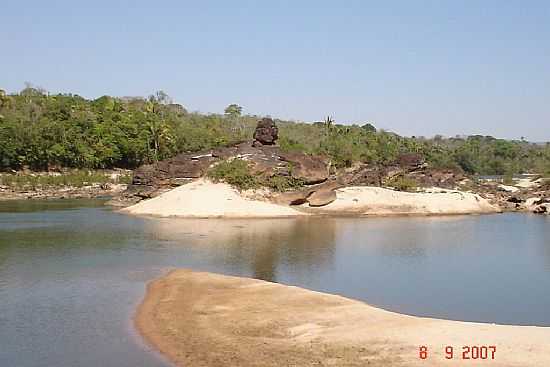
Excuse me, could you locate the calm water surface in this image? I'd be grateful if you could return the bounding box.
[1,200,550,367]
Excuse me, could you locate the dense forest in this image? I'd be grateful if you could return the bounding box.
[1,86,549,176]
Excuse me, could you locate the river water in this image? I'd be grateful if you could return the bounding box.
[1,200,549,366]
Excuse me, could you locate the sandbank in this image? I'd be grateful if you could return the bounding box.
[136,270,550,367]
[121,179,305,218]
[122,180,499,218]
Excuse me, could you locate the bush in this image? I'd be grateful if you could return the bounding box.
[206,159,307,192]
[502,173,514,185]
[262,175,305,192]
[386,176,418,192]
[206,159,259,191]
[0,170,131,189]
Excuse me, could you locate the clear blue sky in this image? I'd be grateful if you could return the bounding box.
[1,1,549,140]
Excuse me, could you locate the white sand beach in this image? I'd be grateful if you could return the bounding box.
[122,179,499,218]
[121,179,306,218]
[315,186,499,215]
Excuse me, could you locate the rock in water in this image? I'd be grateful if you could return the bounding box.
[253,118,278,146]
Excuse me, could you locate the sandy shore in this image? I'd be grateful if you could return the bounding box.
[313,186,498,215]
[136,270,550,367]
[121,179,306,218]
[122,180,498,218]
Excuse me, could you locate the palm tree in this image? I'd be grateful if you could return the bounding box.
[324,115,334,135]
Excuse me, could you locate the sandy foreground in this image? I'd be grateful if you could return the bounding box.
[122,179,498,218]
[136,270,550,367]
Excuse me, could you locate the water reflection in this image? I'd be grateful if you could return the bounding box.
[0,198,106,213]
[355,216,478,258]
[144,218,337,282]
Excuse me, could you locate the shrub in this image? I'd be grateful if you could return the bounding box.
[502,173,514,185]
[386,176,418,192]
[261,175,305,192]
[206,159,259,191]
[206,159,307,192]
[0,170,131,189]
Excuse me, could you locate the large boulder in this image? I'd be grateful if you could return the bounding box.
[272,181,340,206]
[278,152,329,184]
[253,118,278,146]
[307,189,337,207]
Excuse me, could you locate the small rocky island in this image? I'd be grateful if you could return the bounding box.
[114,118,549,217]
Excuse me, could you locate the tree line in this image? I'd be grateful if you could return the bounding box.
[1,86,549,176]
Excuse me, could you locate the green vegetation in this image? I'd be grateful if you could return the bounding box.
[385,176,418,192]
[207,159,259,191]
[0,170,131,190]
[502,173,514,185]
[206,159,306,192]
[1,85,550,176]
[263,175,306,192]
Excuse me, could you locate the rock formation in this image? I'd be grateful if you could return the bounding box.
[278,152,329,184]
[252,118,278,146]
[120,116,330,204]
[307,188,337,207]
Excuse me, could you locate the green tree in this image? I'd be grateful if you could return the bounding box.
[361,122,376,133]
[224,104,242,118]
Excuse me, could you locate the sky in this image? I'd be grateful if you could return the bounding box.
[1,0,549,140]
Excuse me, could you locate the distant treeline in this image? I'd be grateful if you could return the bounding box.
[1,86,549,175]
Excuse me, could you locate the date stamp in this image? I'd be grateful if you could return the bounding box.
[419,345,496,360]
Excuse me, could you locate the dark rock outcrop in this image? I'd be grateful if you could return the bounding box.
[342,166,384,186]
[507,196,524,204]
[253,118,278,146]
[407,168,465,189]
[123,118,334,203]
[124,140,330,203]
[132,152,216,186]
[396,153,425,170]
[278,152,330,184]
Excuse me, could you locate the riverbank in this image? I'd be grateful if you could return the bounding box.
[136,270,550,367]
[122,179,499,218]
[0,170,131,200]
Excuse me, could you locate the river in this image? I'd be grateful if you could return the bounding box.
[1,200,549,366]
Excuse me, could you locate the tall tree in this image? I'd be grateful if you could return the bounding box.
[224,104,242,118]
